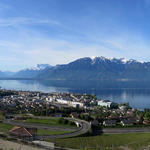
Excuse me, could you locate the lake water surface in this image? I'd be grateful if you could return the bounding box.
[0,79,150,109]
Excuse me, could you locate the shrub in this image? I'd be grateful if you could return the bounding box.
[58,118,65,124]
[64,119,69,124]
[69,121,76,126]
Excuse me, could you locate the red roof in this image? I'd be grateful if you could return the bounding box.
[9,126,35,137]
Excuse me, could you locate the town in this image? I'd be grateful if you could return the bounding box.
[0,89,150,128]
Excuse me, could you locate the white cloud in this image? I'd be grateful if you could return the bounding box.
[1,29,150,72]
[102,33,150,60]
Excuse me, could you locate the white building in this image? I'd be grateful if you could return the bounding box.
[46,97,53,102]
[119,105,127,111]
[70,101,83,108]
[98,100,117,108]
[56,99,68,104]
[56,98,83,108]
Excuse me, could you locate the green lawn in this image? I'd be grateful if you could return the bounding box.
[26,118,75,127]
[0,123,13,133]
[37,129,71,136]
[50,133,150,150]
[26,118,59,125]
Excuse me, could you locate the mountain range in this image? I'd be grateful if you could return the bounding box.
[2,57,150,80]
[13,64,52,78]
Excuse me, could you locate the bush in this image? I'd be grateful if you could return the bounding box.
[69,121,76,126]
[58,118,74,125]
[64,119,69,124]
[58,118,65,124]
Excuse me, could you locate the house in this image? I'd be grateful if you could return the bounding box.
[70,112,79,118]
[128,117,140,124]
[103,120,116,126]
[119,105,127,111]
[108,114,120,121]
[9,126,37,141]
[143,119,150,125]
[120,119,134,126]
[69,101,84,108]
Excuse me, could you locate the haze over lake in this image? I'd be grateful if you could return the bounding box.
[0,79,150,110]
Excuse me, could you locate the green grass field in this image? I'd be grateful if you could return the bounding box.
[26,117,75,127]
[37,129,71,136]
[26,118,60,125]
[50,133,150,150]
[0,123,13,133]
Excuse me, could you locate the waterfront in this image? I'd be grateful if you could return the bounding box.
[0,80,150,109]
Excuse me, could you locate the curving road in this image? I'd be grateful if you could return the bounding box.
[4,117,91,139]
[4,119,76,132]
[41,118,91,139]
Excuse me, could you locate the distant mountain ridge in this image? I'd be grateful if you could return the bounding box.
[1,57,150,80]
[36,57,150,80]
[13,64,52,78]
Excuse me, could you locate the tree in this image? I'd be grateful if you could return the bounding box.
[144,112,150,121]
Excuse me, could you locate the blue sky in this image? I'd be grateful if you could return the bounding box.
[0,0,150,71]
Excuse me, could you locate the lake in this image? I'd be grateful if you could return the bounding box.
[0,79,150,109]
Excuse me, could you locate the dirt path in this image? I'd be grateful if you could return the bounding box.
[0,139,46,150]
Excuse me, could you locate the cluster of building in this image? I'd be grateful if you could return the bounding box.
[90,108,139,127]
[0,89,98,113]
[48,93,84,108]
[0,89,120,111]
[1,89,149,128]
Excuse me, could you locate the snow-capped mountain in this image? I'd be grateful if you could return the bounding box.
[1,56,150,80]
[29,64,52,71]
[91,56,142,64]
[13,64,52,78]
[37,57,150,80]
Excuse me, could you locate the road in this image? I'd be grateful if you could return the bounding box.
[4,119,76,132]
[96,127,150,134]
[4,117,91,139]
[5,117,150,137]
[41,118,91,139]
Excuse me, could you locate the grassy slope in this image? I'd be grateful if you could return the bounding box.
[52,133,150,150]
